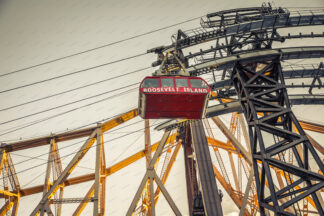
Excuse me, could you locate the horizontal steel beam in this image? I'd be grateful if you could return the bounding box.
[152,9,324,52]
[289,94,324,105]
[210,65,324,90]
[188,47,324,75]
[206,7,262,19]
[50,198,95,204]
[1,109,138,152]
[184,33,324,60]
[206,95,324,117]
[1,127,95,152]
[300,121,324,134]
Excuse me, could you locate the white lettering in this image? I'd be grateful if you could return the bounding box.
[143,87,208,94]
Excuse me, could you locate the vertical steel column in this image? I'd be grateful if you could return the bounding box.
[190,120,223,216]
[40,139,55,216]
[11,198,20,216]
[149,175,155,216]
[144,120,153,215]
[93,125,102,216]
[0,149,21,216]
[51,139,64,216]
[99,133,106,215]
[39,138,64,216]
[181,125,199,215]
[232,59,324,215]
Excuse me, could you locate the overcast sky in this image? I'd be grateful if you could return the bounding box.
[0,0,323,215]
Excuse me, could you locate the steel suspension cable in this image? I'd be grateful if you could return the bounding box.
[0,16,202,78]
[0,87,138,136]
[0,83,139,126]
[0,67,150,112]
[0,53,146,94]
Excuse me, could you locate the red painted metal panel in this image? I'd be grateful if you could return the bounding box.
[139,76,210,119]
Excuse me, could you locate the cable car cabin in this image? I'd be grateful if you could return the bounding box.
[138,76,211,119]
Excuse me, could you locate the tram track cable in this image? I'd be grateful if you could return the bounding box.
[0,111,139,143]
[0,67,150,112]
[0,75,145,136]
[0,16,202,78]
[0,83,140,126]
[0,86,138,137]
[0,53,146,94]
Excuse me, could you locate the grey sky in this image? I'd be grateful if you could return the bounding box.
[0,0,323,215]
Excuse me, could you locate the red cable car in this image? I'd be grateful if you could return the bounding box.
[138,76,211,119]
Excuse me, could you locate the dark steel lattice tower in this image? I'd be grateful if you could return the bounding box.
[232,59,324,215]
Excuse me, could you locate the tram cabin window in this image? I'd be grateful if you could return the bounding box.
[161,78,174,87]
[141,79,159,88]
[190,79,208,88]
[175,78,189,87]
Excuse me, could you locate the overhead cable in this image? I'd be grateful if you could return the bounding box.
[0,53,146,94]
[10,119,144,167]
[0,87,138,136]
[0,67,150,112]
[0,83,138,126]
[0,16,202,78]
